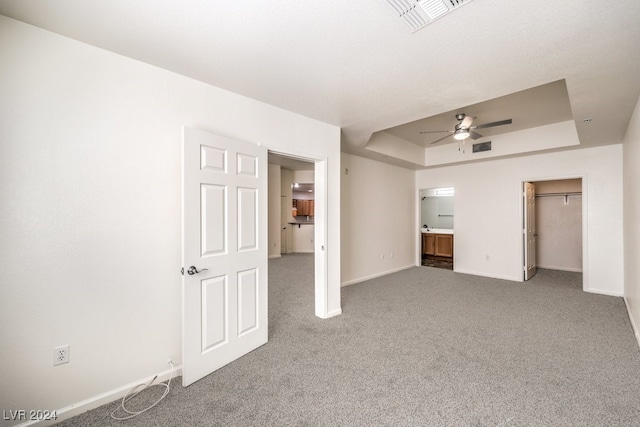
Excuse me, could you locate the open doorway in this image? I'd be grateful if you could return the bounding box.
[419,187,455,270]
[268,152,326,317]
[522,178,583,283]
[268,153,315,256]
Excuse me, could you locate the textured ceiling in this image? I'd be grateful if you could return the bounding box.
[383,80,573,147]
[1,0,639,168]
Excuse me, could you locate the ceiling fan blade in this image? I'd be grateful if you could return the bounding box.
[469,131,483,140]
[419,130,451,134]
[430,134,452,145]
[474,119,512,129]
[460,115,475,128]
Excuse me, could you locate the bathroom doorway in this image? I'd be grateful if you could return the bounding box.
[419,187,455,270]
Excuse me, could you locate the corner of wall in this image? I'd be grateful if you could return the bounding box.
[623,93,640,349]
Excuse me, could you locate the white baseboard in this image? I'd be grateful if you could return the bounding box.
[268,254,282,259]
[17,364,182,427]
[585,288,623,297]
[537,264,583,273]
[326,308,342,318]
[452,268,521,283]
[624,296,640,350]
[341,264,414,287]
[316,307,343,319]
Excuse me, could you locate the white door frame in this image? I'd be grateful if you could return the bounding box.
[269,149,330,319]
[520,175,587,290]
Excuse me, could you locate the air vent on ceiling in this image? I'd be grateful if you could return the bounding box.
[472,141,491,153]
[384,0,474,33]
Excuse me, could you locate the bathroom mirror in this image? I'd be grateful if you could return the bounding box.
[420,187,454,230]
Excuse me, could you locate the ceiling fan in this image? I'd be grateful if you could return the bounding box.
[420,113,512,145]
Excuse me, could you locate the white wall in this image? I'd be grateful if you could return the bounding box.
[341,153,415,285]
[281,169,294,253]
[416,144,624,295]
[0,16,341,423]
[292,191,315,201]
[268,164,282,258]
[623,95,640,344]
[293,170,314,183]
[535,194,582,271]
[292,224,315,253]
[425,121,580,167]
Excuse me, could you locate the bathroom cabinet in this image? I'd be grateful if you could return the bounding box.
[422,232,453,258]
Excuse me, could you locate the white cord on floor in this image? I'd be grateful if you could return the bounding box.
[111,360,174,421]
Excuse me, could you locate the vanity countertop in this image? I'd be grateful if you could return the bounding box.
[421,228,454,235]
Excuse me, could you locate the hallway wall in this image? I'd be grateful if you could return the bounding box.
[623,94,640,344]
[341,153,415,285]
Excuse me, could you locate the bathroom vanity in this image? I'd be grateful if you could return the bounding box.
[421,229,454,258]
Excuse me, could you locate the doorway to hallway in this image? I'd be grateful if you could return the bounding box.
[268,152,325,316]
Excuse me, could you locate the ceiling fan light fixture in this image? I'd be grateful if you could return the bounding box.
[453,128,470,140]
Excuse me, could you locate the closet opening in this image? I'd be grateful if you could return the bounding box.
[523,178,583,282]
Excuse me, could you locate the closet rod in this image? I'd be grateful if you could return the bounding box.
[534,192,582,198]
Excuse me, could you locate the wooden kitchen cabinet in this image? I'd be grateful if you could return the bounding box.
[293,199,314,216]
[300,200,309,216]
[422,233,453,258]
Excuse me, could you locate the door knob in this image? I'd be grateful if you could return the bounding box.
[182,266,208,275]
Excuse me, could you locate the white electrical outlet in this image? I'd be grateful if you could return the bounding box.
[54,345,70,366]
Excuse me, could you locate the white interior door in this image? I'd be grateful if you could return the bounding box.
[524,182,537,280]
[182,126,267,387]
